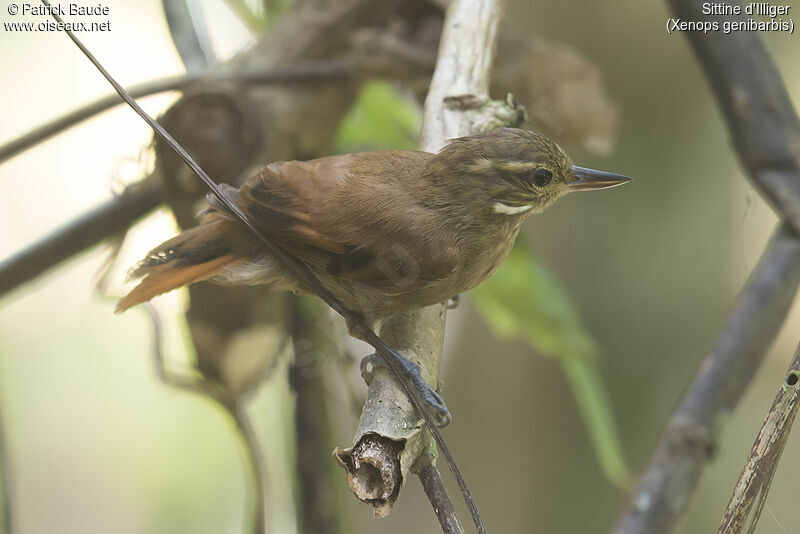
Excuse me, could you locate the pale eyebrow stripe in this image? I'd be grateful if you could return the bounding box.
[468,159,540,173]
[496,161,539,172]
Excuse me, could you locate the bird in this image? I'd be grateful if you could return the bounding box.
[117,128,630,325]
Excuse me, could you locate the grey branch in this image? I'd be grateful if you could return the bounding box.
[0,64,351,166]
[614,227,800,534]
[415,461,465,534]
[614,1,800,532]
[718,340,800,534]
[335,1,508,533]
[665,0,800,235]
[335,307,450,517]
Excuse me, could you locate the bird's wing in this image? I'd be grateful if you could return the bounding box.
[232,153,462,293]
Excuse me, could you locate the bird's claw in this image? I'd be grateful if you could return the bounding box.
[361,352,451,427]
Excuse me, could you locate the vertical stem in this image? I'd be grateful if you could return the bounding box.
[290,300,347,534]
[232,406,268,534]
[416,461,465,534]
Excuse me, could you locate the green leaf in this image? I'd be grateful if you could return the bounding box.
[335,81,420,152]
[471,238,631,488]
[561,357,631,488]
[224,0,269,31]
[224,0,288,32]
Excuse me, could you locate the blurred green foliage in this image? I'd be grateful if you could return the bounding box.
[0,444,7,534]
[471,238,631,488]
[335,81,420,152]
[224,0,290,32]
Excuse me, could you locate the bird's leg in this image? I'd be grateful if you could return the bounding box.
[346,315,451,426]
[361,350,451,427]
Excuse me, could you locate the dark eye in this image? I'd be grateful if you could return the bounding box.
[533,168,552,187]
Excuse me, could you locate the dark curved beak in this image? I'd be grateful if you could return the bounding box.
[569,165,631,191]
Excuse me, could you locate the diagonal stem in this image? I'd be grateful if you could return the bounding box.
[615,1,800,531]
[0,64,350,165]
[718,340,800,534]
[614,225,800,534]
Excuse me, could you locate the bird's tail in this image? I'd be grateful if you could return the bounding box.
[115,217,238,313]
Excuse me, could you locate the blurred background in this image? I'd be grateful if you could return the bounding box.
[1,1,799,533]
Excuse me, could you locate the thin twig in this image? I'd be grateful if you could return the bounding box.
[0,181,161,299]
[145,303,228,405]
[41,1,485,530]
[0,63,351,165]
[415,461,465,534]
[614,2,800,529]
[232,405,268,534]
[718,341,800,534]
[143,304,266,534]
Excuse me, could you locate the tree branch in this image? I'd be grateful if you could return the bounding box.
[0,64,351,166]
[420,0,503,152]
[415,461,465,534]
[665,1,800,235]
[718,340,800,534]
[614,226,800,534]
[289,300,347,534]
[0,180,161,299]
[614,2,800,531]
[335,1,510,532]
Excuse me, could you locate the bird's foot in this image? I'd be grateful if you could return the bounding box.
[361,351,451,427]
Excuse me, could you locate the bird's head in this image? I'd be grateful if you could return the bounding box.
[432,128,630,216]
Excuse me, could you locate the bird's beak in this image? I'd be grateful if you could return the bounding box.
[568,165,631,192]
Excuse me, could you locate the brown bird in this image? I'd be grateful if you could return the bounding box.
[117,128,629,324]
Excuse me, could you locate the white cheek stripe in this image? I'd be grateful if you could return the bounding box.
[493,202,533,215]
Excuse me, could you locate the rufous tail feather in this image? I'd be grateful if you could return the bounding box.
[115,254,235,313]
[115,217,238,312]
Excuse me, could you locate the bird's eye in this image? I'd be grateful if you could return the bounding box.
[533,168,552,187]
